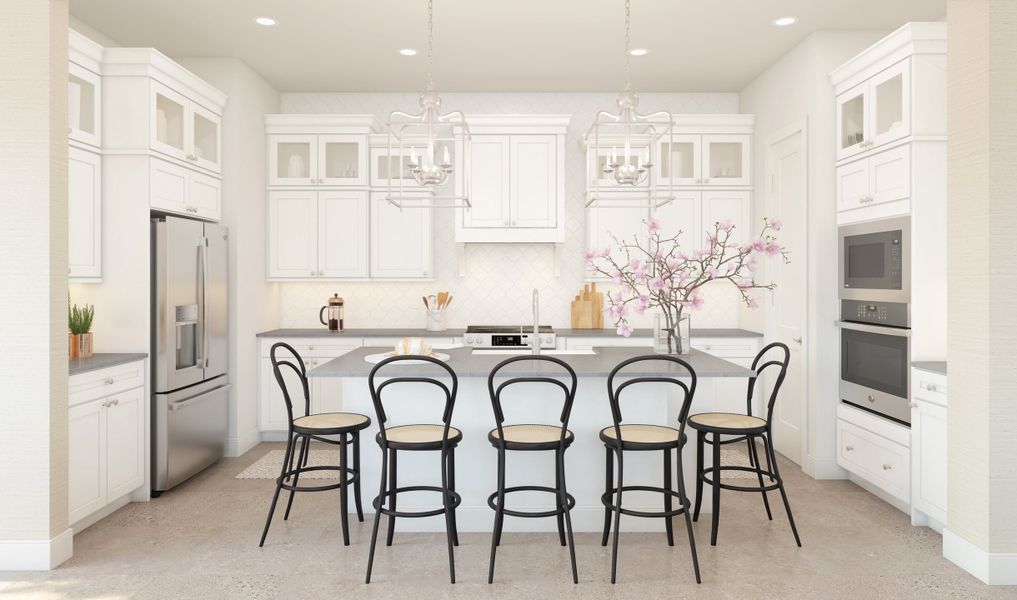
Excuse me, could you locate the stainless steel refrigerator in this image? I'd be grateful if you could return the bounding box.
[151,216,230,494]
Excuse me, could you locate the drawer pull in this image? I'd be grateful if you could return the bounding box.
[882,464,892,471]
[104,377,114,385]
[910,401,919,408]
[925,383,938,392]
[845,445,854,452]
[866,395,876,403]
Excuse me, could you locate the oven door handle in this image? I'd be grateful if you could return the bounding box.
[837,321,911,337]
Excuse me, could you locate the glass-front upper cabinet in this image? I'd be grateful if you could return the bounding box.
[837,82,868,161]
[268,135,367,187]
[150,81,223,174]
[318,135,367,186]
[702,135,751,186]
[589,141,652,188]
[190,103,221,173]
[68,63,101,148]
[869,61,911,149]
[656,135,701,186]
[269,135,317,186]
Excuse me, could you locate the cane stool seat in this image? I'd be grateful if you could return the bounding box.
[377,424,463,450]
[688,412,767,434]
[293,412,370,434]
[599,424,687,450]
[488,424,574,451]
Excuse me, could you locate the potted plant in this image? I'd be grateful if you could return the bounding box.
[69,302,95,359]
[585,217,788,354]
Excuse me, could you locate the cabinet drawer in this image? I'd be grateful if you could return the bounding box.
[69,360,146,408]
[691,338,759,358]
[911,370,947,407]
[836,418,910,502]
[260,338,362,359]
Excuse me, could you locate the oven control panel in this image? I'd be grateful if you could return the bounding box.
[841,300,909,328]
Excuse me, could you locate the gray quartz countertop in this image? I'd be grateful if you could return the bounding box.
[257,327,762,339]
[912,361,947,376]
[69,353,147,376]
[307,346,753,379]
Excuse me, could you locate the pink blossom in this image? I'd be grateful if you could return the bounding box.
[739,243,753,254]
[720,219,734,232]
[746,258,759,272]
[617,323,633,337]
[752,237,766,252]
[677,252,688,260]
[769,217,782,231]
[764,241,782,257]
[646,218,662,233]
[736,278,753,289]
[582,248,598,261]
[651,247,664,260]
[648,277,666,291]
[634,295,651,315]
[665,258,680,272]
[706,266,719,278]
[598,246,612,258]
[611,269,624,285]
[680,292,705,310]
[629,258,641,271]
[747,296,760,309]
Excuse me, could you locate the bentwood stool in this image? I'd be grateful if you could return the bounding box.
[486,355,579,584]
[259,342,371,548]
[600,355,701,584]
[689,342,801,547]
[365,355,462,584]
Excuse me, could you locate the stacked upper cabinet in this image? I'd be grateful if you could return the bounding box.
[831,23,946,224]
[68,31,104,281]
[585,115,754,280]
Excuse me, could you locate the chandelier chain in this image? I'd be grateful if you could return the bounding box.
[426,0,435,91]
[624,0,631,89]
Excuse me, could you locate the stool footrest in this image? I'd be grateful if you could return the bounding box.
[601,485,691,519]
[372,485,461,518]
[487,485,576,519]
[699,465,782,492]
[277,465,358,492]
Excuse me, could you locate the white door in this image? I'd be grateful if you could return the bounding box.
[149,158,189,215]
[510,135,557,228]
[68,398,106,524]
[318,191,369,278]
[268,191,318,278]
[652,191,701,250]
[371,192,433,278]
[766,122,807,465]
[701,190,750,246]
[464,135,510,228]
[68,147,102,279]
[105,386,145,500]
[189,170,222,221]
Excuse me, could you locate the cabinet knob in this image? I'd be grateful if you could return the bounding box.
[926,383,938,392]
[845,445,854,452]
[867,395,876,403]
[882,464,892,471]
[793,336,803,345]
[910,401,919,408]
[104,377,114,385]
[310,271,316,277]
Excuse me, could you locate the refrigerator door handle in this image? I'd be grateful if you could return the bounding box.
[200,235,210,369]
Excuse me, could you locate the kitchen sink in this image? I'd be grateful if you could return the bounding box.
[470,348,597,356]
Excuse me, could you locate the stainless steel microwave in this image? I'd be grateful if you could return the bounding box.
[838,217,910,303]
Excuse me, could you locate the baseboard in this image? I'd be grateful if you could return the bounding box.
[0,528,73,571]
[804,454,848,480]
[227,427,262,457]
[943,529,1017,585]
[259,430,288,443]
[847,474,909,514]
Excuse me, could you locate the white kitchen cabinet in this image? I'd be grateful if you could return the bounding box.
[836,402,911,505]
[657,134,701,186]
[318,191,370,278]
[68,62,102,149]
[369,145,426,189]
[910,368,947,528]
[68,398,107,524]
[586,197,649,278]
[836,145,910,216]
[701,190,751,245]
[463,135,511,228]
[150,158,222,221]
[104,386,146,501]
[837,61,911,162]
[652,191,702,249]
[656,134,751,187]
[371,192,433,278]
[268,190,318,278]
[639,190,750,255]
[68,147,102,280]
[590,140,652,189]
[268,134,368,187]
[511,135,558,227]
[267,190,369,279]
[151,81,222,175]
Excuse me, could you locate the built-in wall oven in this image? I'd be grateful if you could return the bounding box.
[839,216,910,303]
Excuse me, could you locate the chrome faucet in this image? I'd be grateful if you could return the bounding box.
[532,288,540,356]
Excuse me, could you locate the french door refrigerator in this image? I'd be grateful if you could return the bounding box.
[151,216,230,494]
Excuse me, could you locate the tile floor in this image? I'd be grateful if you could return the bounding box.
[1,443,1012,599]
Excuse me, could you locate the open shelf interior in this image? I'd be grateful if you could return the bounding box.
[277,142,311,179]
[68,74,96,137]
[708,142,743,179]
[841,94,865,149]
[323,142,359,179]
[875,74,904,137]
[659,141,695,179]
[192,113,218,163]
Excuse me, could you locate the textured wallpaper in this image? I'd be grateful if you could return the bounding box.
[278,92,745,331]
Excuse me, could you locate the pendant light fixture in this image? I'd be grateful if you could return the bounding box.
[384,0,471,208]
[585,0,674,208]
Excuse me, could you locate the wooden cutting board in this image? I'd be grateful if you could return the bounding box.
[570,283,604,329]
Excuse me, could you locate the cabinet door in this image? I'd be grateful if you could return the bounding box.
[702,135,751,186]
[464,135,510,228]
[189,103,222,174]
[150,81,189,163]
[318,135,367,186]
[869,145,910,205]
[590,141,651,188]
[586,197,649,279]
[68,147,102,279]
[268,191,319,278]
[836,158,870,212]
[657,134,701,186]
[370,193,433,278]
[370,146,425,189]
[69,399,106,524]
[189,170,222,221]
[68,62,101,148]
[269,135,318,186]
[309,346,361,414]
[510,135,557,228]
[318,191,369,278]
[836,81,869,161]
[869,60,911,149]
[652,191,701,251]
[911,400,947,523]
[106,386,145,500]
[701,190,751,246]
[150,158,190,215]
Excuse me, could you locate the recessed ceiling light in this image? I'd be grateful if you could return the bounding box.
[399,48,418,56]
[629,48,649,56]
[773,16,797,26]
[254,17,277,26]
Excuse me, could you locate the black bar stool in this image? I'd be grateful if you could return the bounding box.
[486,355,579,584]
[600,354,701,584]
[259,342,371,548]
[689,342,801,547]
[365,355,462,584]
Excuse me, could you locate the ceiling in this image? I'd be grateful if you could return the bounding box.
[70,0,945,93]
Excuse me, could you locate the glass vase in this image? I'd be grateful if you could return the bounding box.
[653,312,691,355]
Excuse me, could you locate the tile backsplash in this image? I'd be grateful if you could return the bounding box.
[278,92,746,331]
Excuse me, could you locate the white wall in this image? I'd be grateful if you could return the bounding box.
[179,58,281,457]
[0,0,72,570]
[277,92,751,332]
[739,30,886,478]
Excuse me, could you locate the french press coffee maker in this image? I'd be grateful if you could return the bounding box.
[319,293,344,332]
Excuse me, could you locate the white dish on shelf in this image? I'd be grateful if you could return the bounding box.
[364,352,450,365]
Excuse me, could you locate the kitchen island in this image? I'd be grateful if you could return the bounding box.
[308,346,753,532]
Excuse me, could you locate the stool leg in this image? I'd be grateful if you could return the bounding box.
[283,435,308,521]
[353,431,364,522]
[610,447,624,584]
[663,447,675,546]
[554,448,566,547]
[745,436,756,468]
[600,445,613,547]
[710,432,721,546]
[557,447,578,585]
[259,432,296,547]
[675,443,701,583]
[764,433,802,547]
[448,446,459,546]
[339,434,350,547]
[748,435,773,520]
[385,449,397,547]
[488,447,507,584]
[440,446,456,584]
[693,430,705,522]
[365,446,388,584]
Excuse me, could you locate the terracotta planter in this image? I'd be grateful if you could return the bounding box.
[69,333,78,359]
[77,332,94,358]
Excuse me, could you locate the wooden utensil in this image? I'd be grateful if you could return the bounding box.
[437,291,448,310]
[570,283,604,329]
